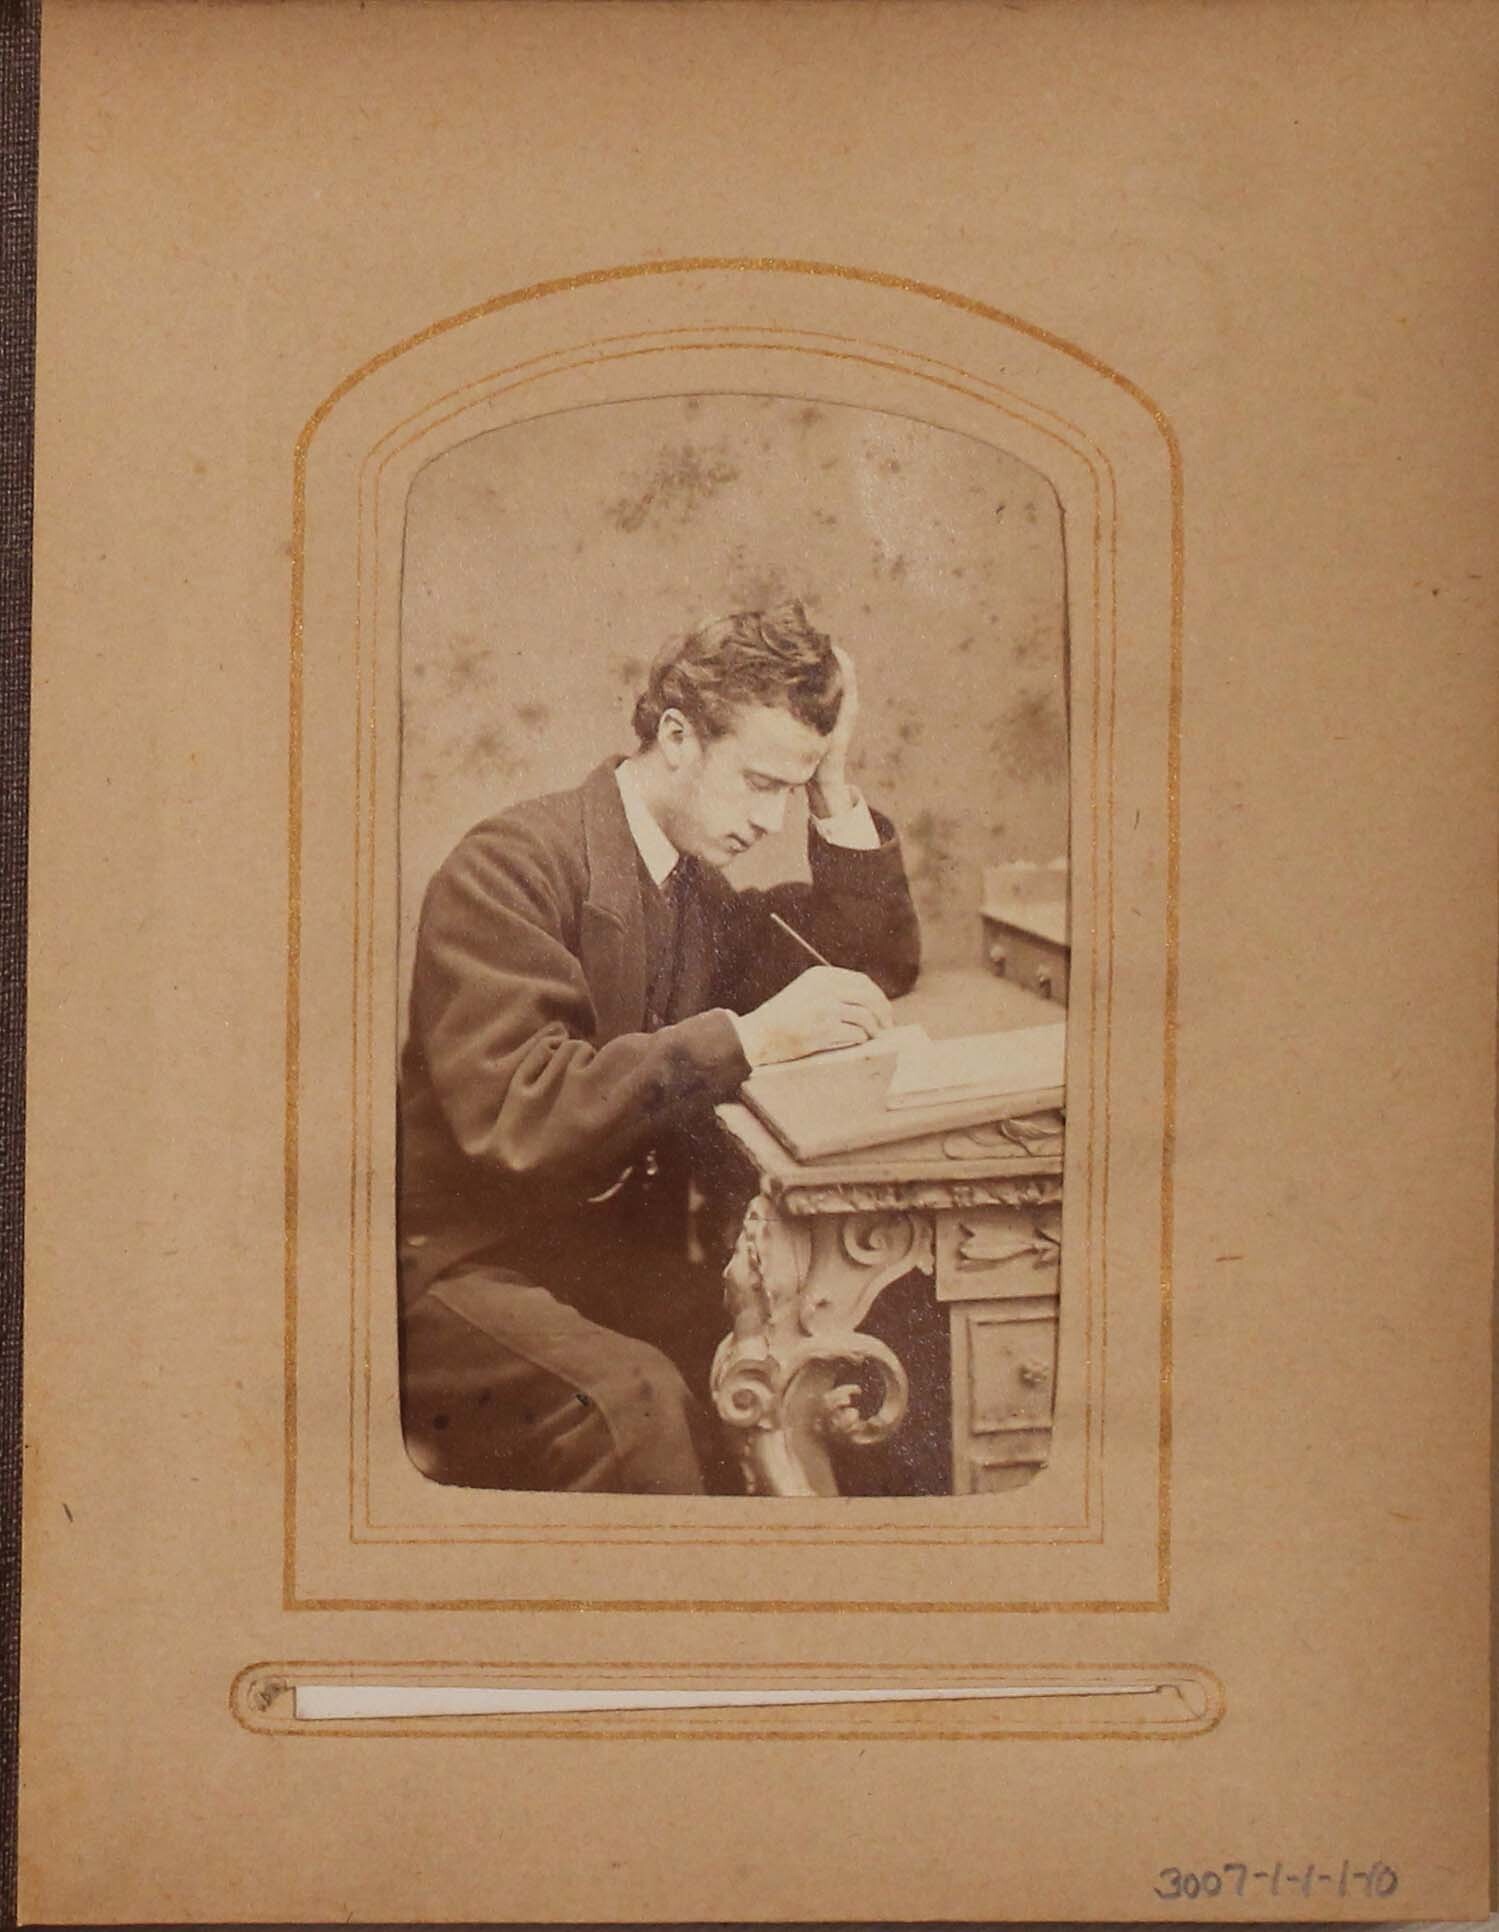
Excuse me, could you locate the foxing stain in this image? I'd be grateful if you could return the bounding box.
[731,566,794,611]
[444,642,490,694]
[1014,619,1059,666]
[993,686,1067,781]
[462,725,514,777]
[607,443,740,534]
[904,806,961,921]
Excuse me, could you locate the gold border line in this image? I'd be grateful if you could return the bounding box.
[348,428,368,1545]
[1160,406,1184,1608]
[356,336,1107,1545]
[284,439,306,1610]
[285,258,1183,1612]
[285,1592,1167,1614]
[291,257,1180,458]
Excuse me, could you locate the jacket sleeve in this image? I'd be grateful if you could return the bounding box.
[408,818,750,1187]
[712,807,922,1013]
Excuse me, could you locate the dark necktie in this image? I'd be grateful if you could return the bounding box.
[664,857,717,1024]
[643,857,692,1029]
[662,854,695,924]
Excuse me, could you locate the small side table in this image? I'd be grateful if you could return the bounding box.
[710,969,1066,1498]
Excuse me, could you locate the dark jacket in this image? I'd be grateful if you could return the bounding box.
[399,757,921,1299]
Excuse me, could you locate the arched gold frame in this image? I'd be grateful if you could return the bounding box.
[284,260,1181,1615]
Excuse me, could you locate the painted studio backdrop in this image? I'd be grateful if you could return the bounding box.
[397,393,1069,995]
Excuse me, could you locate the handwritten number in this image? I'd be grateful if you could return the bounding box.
[1154,1862,1395,1903]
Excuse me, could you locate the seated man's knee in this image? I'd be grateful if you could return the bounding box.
[398,1286,717,1495]
[616,1336,695,1419]
[593,1337,714,1494]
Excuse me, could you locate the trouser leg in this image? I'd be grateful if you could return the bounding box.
[400,1271,724,1494]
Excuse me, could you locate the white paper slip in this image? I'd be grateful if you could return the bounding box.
[885,1020,1067,1110]
[292,1682,1161,1720]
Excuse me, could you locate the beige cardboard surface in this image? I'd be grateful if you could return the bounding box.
[18,0,1498,1921]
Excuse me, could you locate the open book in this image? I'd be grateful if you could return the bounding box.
[885,1019,1067,1110]
[741,1020,1067,1160]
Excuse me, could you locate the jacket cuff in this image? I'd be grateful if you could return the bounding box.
[809,788,881,849]
[806,807,907,893]
[663,1005,752,1098]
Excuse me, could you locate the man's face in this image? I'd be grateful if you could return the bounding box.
[659,703,829,868]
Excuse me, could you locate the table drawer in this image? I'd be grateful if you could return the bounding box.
[950,1296,1060,1492]
[938,1204,1063,1494]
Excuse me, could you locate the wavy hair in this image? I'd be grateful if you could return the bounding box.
[631,603,843,746]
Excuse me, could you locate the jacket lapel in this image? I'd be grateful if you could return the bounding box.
[579,758,648,1042]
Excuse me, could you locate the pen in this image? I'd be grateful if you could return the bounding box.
[769,911,836,969]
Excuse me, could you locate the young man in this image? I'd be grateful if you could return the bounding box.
[398,604,921,1494]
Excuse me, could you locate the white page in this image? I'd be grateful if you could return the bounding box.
[886,1020,1067,1106]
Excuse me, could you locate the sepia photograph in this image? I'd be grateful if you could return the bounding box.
[395,393,1071,1499]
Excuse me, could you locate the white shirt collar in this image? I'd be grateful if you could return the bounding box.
[614,759,680,887]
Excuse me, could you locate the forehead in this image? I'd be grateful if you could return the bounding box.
[709,704,829,779]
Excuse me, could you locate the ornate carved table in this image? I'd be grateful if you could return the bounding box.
[710,968,1066,1498]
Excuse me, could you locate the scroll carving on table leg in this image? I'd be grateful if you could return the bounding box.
[801,1210,936,1335]
[711,1193,932,1497]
